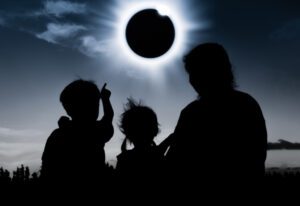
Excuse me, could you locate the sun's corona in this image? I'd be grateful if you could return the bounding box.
[125,9,175,59]
[116,2,187,69]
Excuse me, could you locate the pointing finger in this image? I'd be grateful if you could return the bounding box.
[101,83,107,92]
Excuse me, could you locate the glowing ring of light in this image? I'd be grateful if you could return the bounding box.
[117,2,186,68]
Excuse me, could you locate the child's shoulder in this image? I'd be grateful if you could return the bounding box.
[48,128,61,138]
[46,128,68,144]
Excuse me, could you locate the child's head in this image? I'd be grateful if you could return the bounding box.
[60,79,101,122]
[120,99,159,148]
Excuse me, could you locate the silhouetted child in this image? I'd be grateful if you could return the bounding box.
[116,99,163,184]
[41,79,114,186]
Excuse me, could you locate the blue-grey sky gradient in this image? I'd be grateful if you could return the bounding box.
[0,0,299,170]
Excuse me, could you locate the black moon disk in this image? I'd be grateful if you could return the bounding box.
[126,9,175,58]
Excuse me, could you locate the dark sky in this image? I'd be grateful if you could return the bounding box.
[0,0,299,170]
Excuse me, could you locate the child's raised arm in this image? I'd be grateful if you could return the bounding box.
[100,83,114,123]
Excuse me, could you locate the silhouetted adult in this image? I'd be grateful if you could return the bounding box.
[40,80,114,187]
[162,43,267,184]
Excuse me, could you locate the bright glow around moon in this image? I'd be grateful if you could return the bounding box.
[105,0,208,73]
[155,5,172,16]
[118,3,185,68]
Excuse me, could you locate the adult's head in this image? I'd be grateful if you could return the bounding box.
[184,43,236,96]
[60,79,101,123]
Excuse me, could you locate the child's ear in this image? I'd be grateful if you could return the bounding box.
[58,116,71,128]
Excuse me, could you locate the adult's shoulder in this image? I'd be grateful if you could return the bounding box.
[232,90,264,116]
[233,90,261,106]
[181,99,202,113]
[176,100,203,122]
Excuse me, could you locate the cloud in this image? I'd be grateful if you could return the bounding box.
[36,23,86,43]
[0,127,44,143]
[36,24,109,58]
[0,127,45,171]
[0,1,108,58]
[2,1,108,58]
[38,0,87,17]
[79,36,108,57]
[271,18,300,40]
[0,127,43,138]
[0,147,43,172]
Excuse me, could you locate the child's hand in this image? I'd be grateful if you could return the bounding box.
[100,83,111,100]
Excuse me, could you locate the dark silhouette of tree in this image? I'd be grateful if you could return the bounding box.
[0,167,11,184]
[0,165,41,187]
[25,166,30,182]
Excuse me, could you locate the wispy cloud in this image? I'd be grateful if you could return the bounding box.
[36,23,86,43]
[0,126,44,144]
[271,18,300,41]
[36,24,109,58]
[36,0,87,17]
[2,1,109,58]
[79,36,108,57]
[0,127,43,138]
[0,127,45,171]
